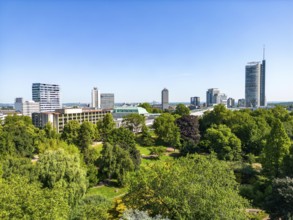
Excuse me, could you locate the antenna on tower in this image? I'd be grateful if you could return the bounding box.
[263,45,265,60]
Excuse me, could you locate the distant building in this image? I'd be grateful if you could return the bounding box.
[32,83,61,112]
[245,51,266,107]
[112,107,149,119]
[101,93,114,109]
[32,108,111,133]
[190,97,200,108]
[206,88,227,106]
[15,97,40,117]
[161,88,169,110]
[238,99,245,107]
[227,98,235,108]
[91,87,101,108]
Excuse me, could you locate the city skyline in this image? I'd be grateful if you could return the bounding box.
[1,1,293,103]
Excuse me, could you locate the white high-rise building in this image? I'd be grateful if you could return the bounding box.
[91,87,101,108]
[32,83,61,112]
[15,97,40,117]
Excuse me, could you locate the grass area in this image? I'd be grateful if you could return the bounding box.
[86,185,128,200]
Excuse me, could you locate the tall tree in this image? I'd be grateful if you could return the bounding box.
[265,177,293,219]
[122,113,145,134]
[124,155,248,219]
[200,124,242,161]
[61,120,80,145]
[262,119,291,178]
[37,149,87,207]
[174,103,190,116]
[107,127,140,168]
[153,113,181,148]
[0,115,39,157]
[99,143,134,186]
[78,121,95,152]
[97,113,115,142]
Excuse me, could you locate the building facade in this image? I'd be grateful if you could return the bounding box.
[32,83,61,112]
[227,98,235,108]
[260,59,266,106]
[206,88,227,106]
[190,97,200,108]
[100,93,115,109]
[15,97,40,117]
[32,108,111,133]
[161,88,169,110]
[238,99,245,107]
[91,87,101,108]
[245,62,261,107]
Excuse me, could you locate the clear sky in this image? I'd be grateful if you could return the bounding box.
[0,0,292,104]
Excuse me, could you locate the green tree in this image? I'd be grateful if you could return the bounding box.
[261,119,291,178]
[61,120,81,145]
[139,125,154,146]
[265,177,293,219]
[43,122,59,139]
[174,103,190,116]
[99,143,134,186]
[153,113,181,148]
[107,127,141,169]
[0,115,39,157]
[124,155,248,219]
[200,124,242,161]
[0,175,70,219]
[37,148,87,207]
[78,121,95,152]
[122,113,145,134]
[72,195,112,220]
[98,113,115,141]
[199,104,231,133]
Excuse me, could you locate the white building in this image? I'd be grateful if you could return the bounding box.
[91,87,101,108]
[14,97,40,117]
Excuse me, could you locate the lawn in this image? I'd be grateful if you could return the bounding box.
[86,185,128,200]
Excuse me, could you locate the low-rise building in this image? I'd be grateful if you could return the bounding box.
[32,108,111,133]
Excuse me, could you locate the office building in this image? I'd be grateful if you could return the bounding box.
[32,83,61,112]
[15,97,40,117]
[238,99,245,107]
[260,52,266,106]
[101,93,114,109]
[245,62,261,107]
[91,87,101,108]
[190,97,200,108]
[227,98,235,108]
[206,88,227,106]
[161,88,169,110]
[245,50,266,108]
[32,108,111,133]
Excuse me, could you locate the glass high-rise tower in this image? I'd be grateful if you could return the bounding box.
[32,83,61,112]
[245,52,266,108]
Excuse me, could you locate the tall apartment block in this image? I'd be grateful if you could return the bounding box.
[161,88,169,110]
[91,87,101,108]
[15,97,40,117]
[32,83,61,112]
[227,98,235,108]
[100,93,114,109]
[245,50,266,108]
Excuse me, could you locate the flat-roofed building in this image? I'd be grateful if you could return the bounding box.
[101,93,114,109]
[32,83,61,112]
[15,97,40,117]
[32,108,111,133]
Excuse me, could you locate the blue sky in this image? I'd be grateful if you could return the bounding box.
[0,0,292,103]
